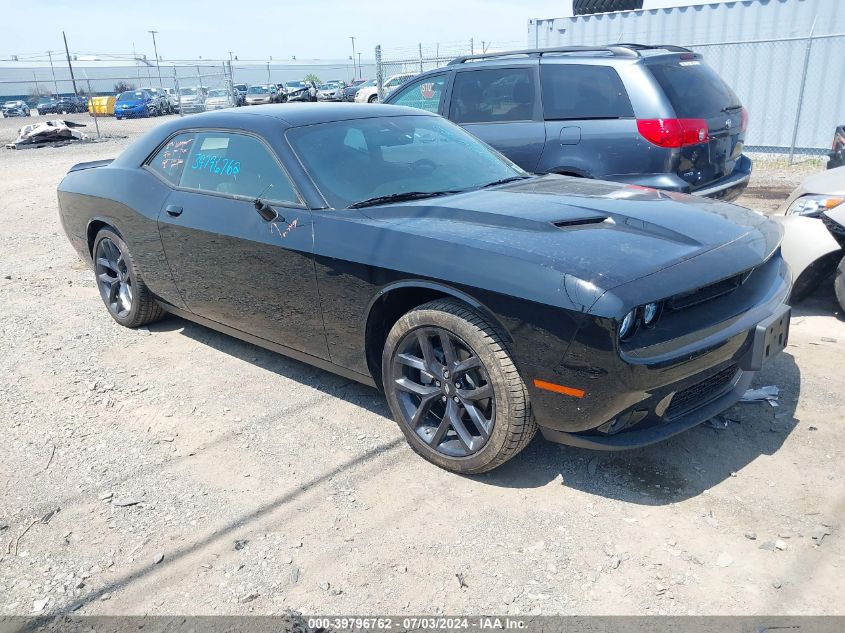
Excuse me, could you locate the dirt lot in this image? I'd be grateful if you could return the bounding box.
[0,125,842,617]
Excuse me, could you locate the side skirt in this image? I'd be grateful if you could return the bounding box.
[157,302,378,389]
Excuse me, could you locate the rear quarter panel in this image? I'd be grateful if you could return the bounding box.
[58,165,185,308]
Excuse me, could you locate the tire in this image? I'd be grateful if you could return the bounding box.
[368,94,378,103]
[835,254,845,313]
[382,299,536,474]
[92,229,165,328]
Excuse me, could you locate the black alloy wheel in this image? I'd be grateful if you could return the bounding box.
[95,236,133,319]
[383,299,536,473]
[92,229,164,328]
[391,326,495,458]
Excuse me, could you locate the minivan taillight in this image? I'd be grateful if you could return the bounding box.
[637,118,709,148]
[740,107,749,133]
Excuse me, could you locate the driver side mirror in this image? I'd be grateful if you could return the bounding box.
[254,199,278,222]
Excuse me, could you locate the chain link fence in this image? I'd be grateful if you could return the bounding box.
[375,34,845,162]
[0,63,233,145]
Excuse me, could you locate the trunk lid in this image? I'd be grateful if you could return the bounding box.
[648,57,745,191]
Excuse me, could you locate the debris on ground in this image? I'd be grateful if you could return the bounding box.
[111,496,142,507]
[6,120,89,150]
[234,539,249,551]
[740,385,780,407]
[456,573,468,590]
[811,525,832,545]
[706,414,730,430]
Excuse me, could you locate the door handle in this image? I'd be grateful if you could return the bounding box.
[165,204,183,217]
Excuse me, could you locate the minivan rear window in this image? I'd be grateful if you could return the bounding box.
[648,60,741,119]
[540,64,634,120]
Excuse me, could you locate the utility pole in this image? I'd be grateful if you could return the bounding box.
[358,52,362,77]
[228,52,235,84]
[266,61,271,85]
[62,31,79,96]
[33,72,40,97]
[350,36,358,79]
[46,51,59,95]
[148,30,163,88]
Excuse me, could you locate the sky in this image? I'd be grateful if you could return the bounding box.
[1,0,573,62]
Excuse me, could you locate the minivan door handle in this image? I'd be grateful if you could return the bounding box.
[165,204,183,217]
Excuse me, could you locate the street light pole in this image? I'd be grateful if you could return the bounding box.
[350,36,358,79]
[46,51,59,95]
[358,52,362,78]
[62,31,79,96]
[267,61,271,85]
[148,30,163,88]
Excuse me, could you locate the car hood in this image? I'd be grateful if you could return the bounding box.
[116,99,146,107]
[361,175,780,293]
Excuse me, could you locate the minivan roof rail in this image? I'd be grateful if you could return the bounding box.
[447,43,694,65]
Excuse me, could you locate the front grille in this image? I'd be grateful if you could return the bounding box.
[666,364,738,419]
[822,214,845,241]
[666,269,753,311]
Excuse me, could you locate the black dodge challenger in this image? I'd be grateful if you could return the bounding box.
[58,104,791,473]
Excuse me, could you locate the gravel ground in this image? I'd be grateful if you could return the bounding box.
[0,131,843,617]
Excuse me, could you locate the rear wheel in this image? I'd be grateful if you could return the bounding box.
[835,254,845,313]
[382,299,535,474]
[93,229,164,328]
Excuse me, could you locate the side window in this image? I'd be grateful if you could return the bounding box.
[449,68,536,124]
[178,132,300,205]
[390,74,447,113]
[540,64,634,120]
[148,132,196,186]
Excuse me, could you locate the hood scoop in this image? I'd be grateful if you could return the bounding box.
[552,215,609,228]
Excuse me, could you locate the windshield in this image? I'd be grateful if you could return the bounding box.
[234,84,247,91]
[207,89,228,98]
[179,87,198,96]
[37,98,55,105]
[286,82,305,88]
[117,91,145,102]
[248,86,269,94]
[287,115,526,209]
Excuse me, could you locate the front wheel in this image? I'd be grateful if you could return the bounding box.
[835,254,845,313]
[368,94,378,103]
[93,229,164,328]
[382,299,536,474]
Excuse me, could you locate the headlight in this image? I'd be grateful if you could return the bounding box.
[786,194,844,217]
[618,309,637,340]
[642,302,661,327]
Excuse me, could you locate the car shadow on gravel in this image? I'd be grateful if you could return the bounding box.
[476,351,802,505]
[146,316,390,417]
[149,312,802,507]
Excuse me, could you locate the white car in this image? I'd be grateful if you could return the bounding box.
[204,88,236,111]
[354,73,416,103]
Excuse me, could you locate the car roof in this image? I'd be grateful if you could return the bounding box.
[180,103,435,128]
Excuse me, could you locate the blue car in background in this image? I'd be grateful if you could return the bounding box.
[114,90,157,120]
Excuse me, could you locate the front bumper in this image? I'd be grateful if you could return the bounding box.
[114,105,151,117]
[530,254,791,450]
[180,102,206,113]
